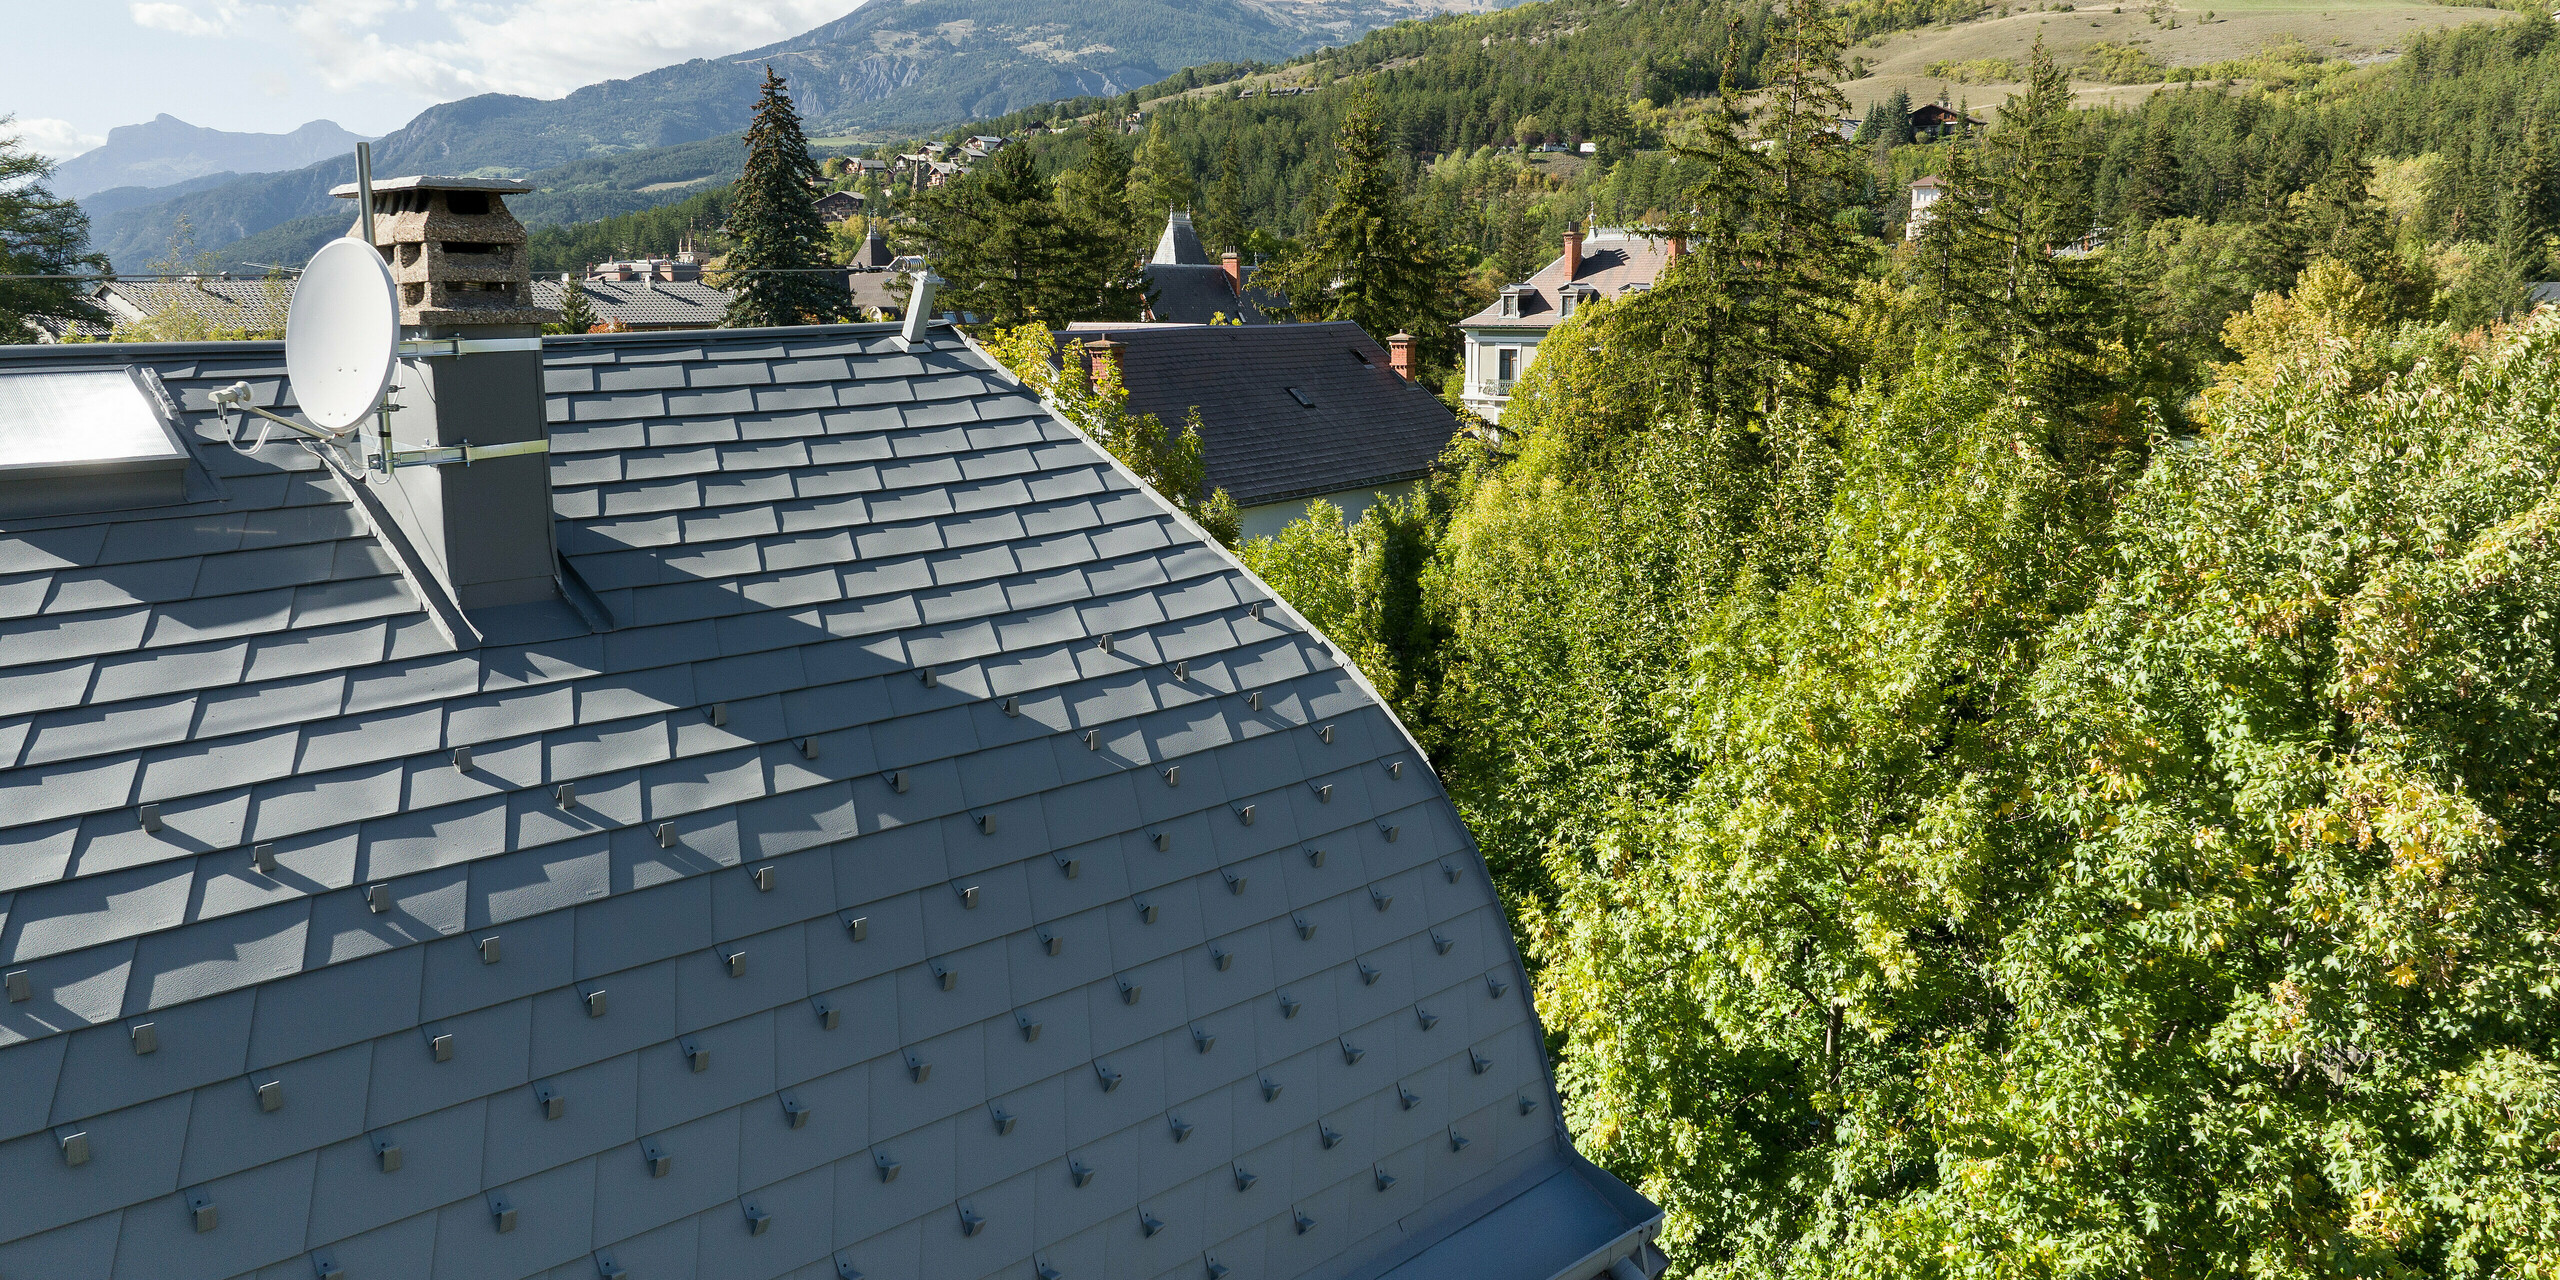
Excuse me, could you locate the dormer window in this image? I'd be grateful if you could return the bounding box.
[1558,292,1574,318]
[1498,287,1521,318]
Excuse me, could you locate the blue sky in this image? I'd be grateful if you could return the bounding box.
[4,0,858,158]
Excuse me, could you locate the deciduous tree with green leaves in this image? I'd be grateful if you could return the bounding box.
[720,69,849,329]
[980,323,1239,543]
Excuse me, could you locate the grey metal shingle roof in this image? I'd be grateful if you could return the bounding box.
[533,280,734,331]
[1057,322,1462,509]
[0,323,1657,1280]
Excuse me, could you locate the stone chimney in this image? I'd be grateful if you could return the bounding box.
[1387,333,1415,381]
[1563,222,1584,280]
[1221,250,1242,296]
[333,174,563,614]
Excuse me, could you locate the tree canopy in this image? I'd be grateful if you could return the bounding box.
[0,118,105,340]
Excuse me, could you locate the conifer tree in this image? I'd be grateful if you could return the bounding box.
[1493,198,1546,285]
[1128,119,1194,229]
[1912,37,2121,438]
[1054,128,1150,320]
[0,119,105,339]
[554,278,598,334]
[906,143,1144,326]
[721,68,848,328]
[1260,89,1466,372]
[1645,0,1867,421]
[1202,125,1249,256]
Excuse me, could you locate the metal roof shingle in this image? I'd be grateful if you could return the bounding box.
[0,326,1656,1280]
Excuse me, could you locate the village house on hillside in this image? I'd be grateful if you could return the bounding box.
[0,176,1666,1280]
[1458,222,1679,424]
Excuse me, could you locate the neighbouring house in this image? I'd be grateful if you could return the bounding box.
[844,228,909,321]
[1911,103,1984,139]
[534,275,734,331]
[66,275,294,339]
[0,169,1665,1280]
[1140,211,1282,325]
[813,190,864,223]
[1057,320,1465,540]
[1458,222,1679,424]
[587,253,704,285]
[1906,174,1948,240]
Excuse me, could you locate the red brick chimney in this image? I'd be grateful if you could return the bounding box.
[1563,222,1583,279]
[1221,250,1242,295]
[1387,333,1415,381]
[1086,336,1124,389]
[1667,233,1686,264]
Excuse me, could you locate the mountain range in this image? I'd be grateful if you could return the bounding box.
[80,0,1504,270]
[49,115,370,199]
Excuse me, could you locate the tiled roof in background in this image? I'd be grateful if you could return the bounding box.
[533,279,733,331]
[0,325,1655,1279]
[92,278,297,335]
[1057,322,1461,508]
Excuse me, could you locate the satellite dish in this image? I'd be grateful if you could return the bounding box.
[285,237,398,432]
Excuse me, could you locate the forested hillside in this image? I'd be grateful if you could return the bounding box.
[81,0,1510,269]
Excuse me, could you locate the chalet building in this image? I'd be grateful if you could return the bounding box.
[1057,321,1462,540]
[814,191,865,224]
[1457,223,1679,424]
[1141,212,1282,326]
[0,176,1666,1280]
[1910,103,1984,139]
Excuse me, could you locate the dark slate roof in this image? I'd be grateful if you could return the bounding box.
[1144,265,1278,327]
[1059,322,1461,508]
[0,325,1656,1279]
[533,279,732,331]
[1153,214,1211,267]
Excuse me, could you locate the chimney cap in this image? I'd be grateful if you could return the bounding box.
[332,175,535,198]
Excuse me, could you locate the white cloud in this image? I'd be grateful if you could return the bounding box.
[129,2,236,37]
[8,117,107,160]
[284,0,858,102]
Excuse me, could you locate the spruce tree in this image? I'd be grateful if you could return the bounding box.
[721,68,848,329]
[1057,128,1139,255]
[1053,128,1150,320]
[554,278,598,334]
[1259,89,1466,373]
[907,144,1142,326]
[1492,198,1546,285]
[1202,125,1249,256]
[1128,119,1194,229]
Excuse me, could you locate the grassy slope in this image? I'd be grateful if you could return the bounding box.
[1838,0,2512,116]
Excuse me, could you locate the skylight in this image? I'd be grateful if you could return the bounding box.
[0,369,188,473]
[0,367,193,514]
[1288,387,1316,408]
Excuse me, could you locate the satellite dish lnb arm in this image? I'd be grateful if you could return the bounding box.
[209,381,361,453]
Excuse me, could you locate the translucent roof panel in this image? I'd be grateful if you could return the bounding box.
[0,368,189,474]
